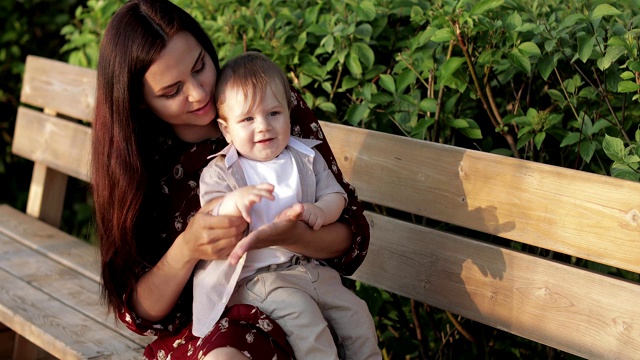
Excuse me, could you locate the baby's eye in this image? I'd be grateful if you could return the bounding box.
[242,117,254,122]
[268,111,280,117]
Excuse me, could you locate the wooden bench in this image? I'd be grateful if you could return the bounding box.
[1,55,639,359]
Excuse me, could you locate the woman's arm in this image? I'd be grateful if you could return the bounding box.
[132,206,246,321]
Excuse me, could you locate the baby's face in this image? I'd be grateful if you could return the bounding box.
[218,82,290,161]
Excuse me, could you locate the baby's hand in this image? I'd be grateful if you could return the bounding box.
[301,203,326,230]
[219,184,275,223]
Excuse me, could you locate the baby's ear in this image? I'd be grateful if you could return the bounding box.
[217,119,232,143]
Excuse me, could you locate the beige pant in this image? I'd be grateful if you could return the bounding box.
[228,259,381,360]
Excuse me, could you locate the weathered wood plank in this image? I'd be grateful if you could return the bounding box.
[0,205,98,282]
[351,212,640,360]
[0,266,144,359]
[0,232,151,350]
[12,107,91,183]
[20,55,95,123]
[0,206,151,349]
[321,121,640,274]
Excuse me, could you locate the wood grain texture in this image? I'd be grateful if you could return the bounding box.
[0,206,152,352]
[20,55,95,123]
[0,266,144,360]
[13,107,91,183]
[321,121,640,274]
[0,205,99,282]
[25,162,68,227]
[351,212,640,360]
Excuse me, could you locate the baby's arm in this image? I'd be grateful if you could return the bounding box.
[302,193,346,230]
[217,184,275,223]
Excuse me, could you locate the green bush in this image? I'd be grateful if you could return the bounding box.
[56,0,640,358]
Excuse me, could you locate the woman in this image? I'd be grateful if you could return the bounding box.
[91,1,370,359]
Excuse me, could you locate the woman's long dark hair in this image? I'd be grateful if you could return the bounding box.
[92,0,219,314]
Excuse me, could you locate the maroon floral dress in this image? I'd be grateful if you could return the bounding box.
[119,90,370,359]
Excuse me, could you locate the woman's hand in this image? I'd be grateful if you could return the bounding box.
[133,199,247,322]
[177,198,248,264]
[227,203,304,265]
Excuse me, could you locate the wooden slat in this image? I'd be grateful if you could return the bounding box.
[20,55,95,123]
[351,212,640,360]
[0,265,144,360]
[0,232,149,351]
[13,107,91,183]
[321,121,640,274]
[0,205,99,282]
[0,208,151,347]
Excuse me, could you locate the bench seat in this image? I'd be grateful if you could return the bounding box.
[0,205,150,359]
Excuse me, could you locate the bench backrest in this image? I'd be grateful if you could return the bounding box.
[14,55,640,359]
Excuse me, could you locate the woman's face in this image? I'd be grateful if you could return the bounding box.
[143,31,219,142]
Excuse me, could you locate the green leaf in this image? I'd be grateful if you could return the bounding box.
[458,119,482,139]
[517,132,534,149]
[470,0,504,16]
[379,74,396,94]
[420,98,437,113]
[611,163,640,181]
[620,71,635,80]
[518,42,541,57]
[341,76,360,90]
[431,28,454,43]
[321,34,335,53]
[506,12,523,32]
[578,35,595,63]
[346,103,369,125]
[580,140,596,163]
[538,55,556,81]
[370,92,394,105]
[317,101,337,113]
[351,43,375,69]
[629,61,640,72]
[356,1,377,22]
[534,132,546,150]
[438,57,466,82]
[617,81,640,93]
[355,24,373,40]
[590,119,611,135]
[307,24,329,36]
[597,46,626,71]
[508,49,531,73]
[591,4,622,20]
[558,14,586,30]
[449,119,469,128]
[397,70,416,94]
[346,51,363,78]
[560,132,581,147]
[603,134,626,162]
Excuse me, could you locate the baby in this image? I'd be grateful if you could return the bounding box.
[193,52,381,359]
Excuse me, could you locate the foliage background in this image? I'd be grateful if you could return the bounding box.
[3,0,640,358]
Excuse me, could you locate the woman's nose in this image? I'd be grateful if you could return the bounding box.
[187,80,206,103]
